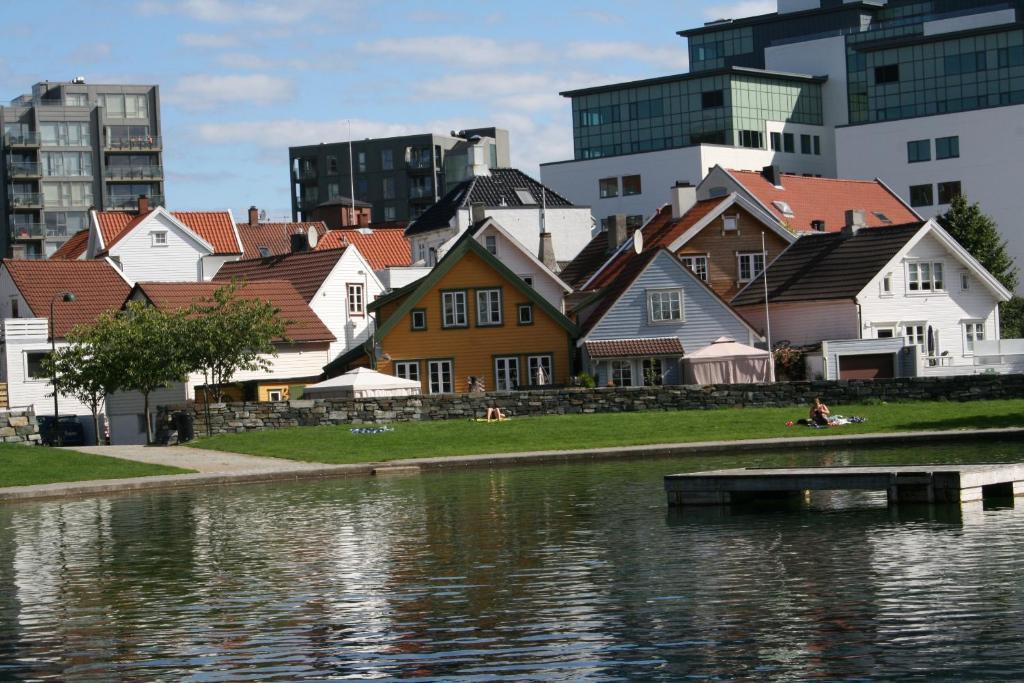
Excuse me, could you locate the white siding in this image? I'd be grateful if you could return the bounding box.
[0,268,32,326]
[308,248,384,359]
[473,223,566,311]
[455,207,595,264]
[108,212,210,283]
[1,319,95,417]
[201,254,241,281]
[736,300,860,348]
[376,266,432,291]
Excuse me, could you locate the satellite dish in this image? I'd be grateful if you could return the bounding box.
[306,226,319,249]
[633,229,644,254]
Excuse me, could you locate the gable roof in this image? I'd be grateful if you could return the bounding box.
[316,228,412,270]
[235,221,326,258]
[405,168,575,237]
[50,229,90,260]
[558,231,608,290]
[131,280,334,343]
[212,247,348,302]
[731,223,924,306]
[722,169,921,233]
[95,209,242,255]
[2,259,131,337]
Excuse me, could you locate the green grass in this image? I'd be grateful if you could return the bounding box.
[0,445,194,488]
[192,398,1024,465]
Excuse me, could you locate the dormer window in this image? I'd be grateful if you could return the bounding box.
[258,246,271,257]
[772,200,794,218]
[873,211,892,225]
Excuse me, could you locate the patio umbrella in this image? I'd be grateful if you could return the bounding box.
[927,325,937,363]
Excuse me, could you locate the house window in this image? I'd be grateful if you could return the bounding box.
[909,184,934,207]
[411,309,426,331]
[494,356,520,391]
[801,134,812,155]
[347,283,365,315]
[680,255,708,281]
[701,90,724,109]
[626,215,644,230]
[517,304,533,325]
[881,273,893,296]
[723,215,739,231]
[610,360,632,387]
[739,130,763,149]
[327,156,338,174]
[622,175,642,196]
[442,291,467,328]
[876,328,895,339]
[476,289,502,326]
[783,133,795,153]
[267,390,283,402]
[813,135,821,155]
[381,149,394,170]
[936,136,959,160]
[599,177,618,198]
[10,298,18,318]
[963,322,985,354]
[428,360,453,394]
[25,351,50,380]
[527,355,553,386]
[384,206,397,221]
[770,132,782,151]
[521,276,533,287]
[907,139,931,163]
[484,235,498,255]
[395,361,419,382]
[905,324,926,349]
[907,261,944,291]
[150,231,167,247]
[737,253,765,282]
[382,176,395,200]
[642,358,664,386]
[875,64,899,84]
[357,151,367,172]
[937,181,962,205]
[648,289,683,323]
[960,272,970,290]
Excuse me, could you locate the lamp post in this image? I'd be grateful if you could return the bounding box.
[49,291,75,447]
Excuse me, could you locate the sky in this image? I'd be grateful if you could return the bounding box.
[2,0,776,220]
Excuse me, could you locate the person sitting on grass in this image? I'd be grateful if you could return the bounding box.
[486,406,506,422]
[810,396,831,426]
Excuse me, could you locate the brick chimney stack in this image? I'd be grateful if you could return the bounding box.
[137,194,149,214]
[358,212,370,227]
[248,206,259,226]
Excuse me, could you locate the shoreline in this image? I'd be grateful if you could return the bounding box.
[2,426,1022,504]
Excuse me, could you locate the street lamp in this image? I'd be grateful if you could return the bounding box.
[49,291,75,447]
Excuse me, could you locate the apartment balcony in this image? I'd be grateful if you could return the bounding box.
[105,194,164,210]
[409,186,435,200]
[9,223,44,240]
[104,165,163,180]
[6,160,42,178]
[7,192,43,209]
[4,132,41,147]
[104,135,162,151]
[295,168,318,183]
[406,160,433,173]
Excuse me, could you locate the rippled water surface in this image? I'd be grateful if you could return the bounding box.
[3,441,1024,681]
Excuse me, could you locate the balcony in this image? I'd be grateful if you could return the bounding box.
[295,168,318,183]
[106,194,164,210]
[409,186,435,200]
[105,135,161,151]
[104,165,163,180]
[6,160,42,178]
[406,159,433,173]
[4,132,41,147]
[9,223,44,240]
[8,192,43,209]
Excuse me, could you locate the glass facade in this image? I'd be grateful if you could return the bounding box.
[688,27,754,72]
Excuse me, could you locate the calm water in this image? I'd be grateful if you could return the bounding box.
[3,442,1024,681]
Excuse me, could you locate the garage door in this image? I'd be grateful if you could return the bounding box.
[839,354,895,380]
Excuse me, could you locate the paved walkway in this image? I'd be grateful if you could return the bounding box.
[1,427,1022,504]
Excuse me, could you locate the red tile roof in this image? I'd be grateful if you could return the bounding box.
[134,280,334,343]
[50,229,89,260]
[235,221,327,258]
[316,228,412,270]
[212,248,348,302]
[725,170,920,233]
[584,337,685,358]
[2,259,130,337]
[96,209,242,254]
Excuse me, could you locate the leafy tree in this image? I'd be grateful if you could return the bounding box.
[42,338,118,445]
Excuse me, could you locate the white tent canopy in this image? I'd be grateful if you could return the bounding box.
[302,367,422,399]
[683,336,774,385]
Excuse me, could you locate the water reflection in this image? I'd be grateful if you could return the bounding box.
[0,442,1023,680]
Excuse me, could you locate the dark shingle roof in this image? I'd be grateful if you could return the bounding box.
[731,223,923,307]
[405,169,575,237]
[559,231,608,290]
[213,248,348,302]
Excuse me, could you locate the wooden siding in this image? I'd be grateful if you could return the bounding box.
[376,250,573,394]
[736,299,860,348]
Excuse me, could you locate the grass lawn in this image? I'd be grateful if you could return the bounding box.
[192,398,1024,465]
[0,445,194,488]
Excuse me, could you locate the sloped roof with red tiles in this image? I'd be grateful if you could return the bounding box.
[96,209,242,255]
[725,170,920,233]
[2,259,130,337]
[50,229,90,260]
[133,280,334,343]
[212,248,347,302]
[584,337,685,358]
[315,228,412,270]
[235,221,327,258]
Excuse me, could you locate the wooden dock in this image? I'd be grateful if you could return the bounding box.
[665,464,1024,506]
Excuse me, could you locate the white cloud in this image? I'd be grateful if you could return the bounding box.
[566,42,689,70]
[140,0,358,24]
[703,1,775,20]
[178,32,239,48]
[166,74,294,110]
[356,36,544,68]
[574,10,623,24]
[194,118,438,148]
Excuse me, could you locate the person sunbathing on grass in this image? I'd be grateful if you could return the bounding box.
[486,406,506,422]
[809,396,831,426]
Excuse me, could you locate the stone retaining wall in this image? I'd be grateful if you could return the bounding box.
[0,409,40,444]
[161,374,1024,439]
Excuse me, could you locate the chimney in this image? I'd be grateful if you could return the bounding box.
[466,137,491,178]
[670,181,697,219]
[248,206,259,226]
[538,232,557,272]
[137,194,149,214]
[357,212,369,227]
[290,232,308,253]
[842,209,866,236]
[471,202,487,224]
[607,214,628,254]
[761,165,783,187]
[811,219,826,232]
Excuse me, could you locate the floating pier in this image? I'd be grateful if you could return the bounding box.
[665,464,1024,506]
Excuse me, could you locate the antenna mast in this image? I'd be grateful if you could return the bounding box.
[348,119,356,227]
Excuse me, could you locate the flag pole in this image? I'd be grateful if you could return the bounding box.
[762,231,773,382]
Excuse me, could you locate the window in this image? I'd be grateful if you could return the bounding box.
[907,139,931,163]
[41,181,93,208]
[514,188,535,204]
[356,178,369,198]
[783,133,795,153]
[10,298,18,318]
[527,355,553,386]
[357,151,367,172]
[680,255,708,281]
[150,231,167,247]
[267,390,283,402]
[876,328,895,339]
[384,206,397,221]
[327,183,340,200]
[395,361,420,383]
[65,93,87,106]
[999,45,1024,68]
[40,122,91,146]
[770,132,782,151]
[907,261,944,292]
[428,360,453,394]
[327,156,338,174]
[42,152,92,177]
[944,51,986,76]
[937,181,962,205]
[258,246,271,258]
[648,289,683,323]
[517,304,533,325]
[723,215,738,231]
[642,358,664,386]
[521,276,533,287]
[484,235,497,255]
[610,360,632,387]
[701,90,724,109]
[801,134,812,155]
[905,324,926,349]
[347,283,364,315]
[873,212,892,225]
[494,356,519,391]
[411,309,426,330]
[442,291,467,328]
[813,135,821,155]
[909,184,933,207]
[772,200,794,218]
[936,136,959,160]
[960,272,970,291]
[622,175,642,196]
[875,64,899,84]
[381,149,394,171]
[963,322,985,354]
[739,130,763,149]
[599,177,618,198]
[737,253,765,282]
[26,351,50,380]
[476,289,502,326]
[881,273,893,296]
[626,215,644,230]
[382,176,395,200]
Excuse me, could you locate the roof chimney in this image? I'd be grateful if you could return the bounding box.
[290,232,308,253]
[670,181,697,219]
[761,165,783,187]
[607,214,628,254]
[137,194,149,214]
[248,206,259,226]
[842,209,866,236]
[471,202,487,224]
[357,212,369,227]
[539,232,557,272]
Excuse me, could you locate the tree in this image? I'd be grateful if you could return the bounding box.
[42,338,118,446]
[936,194,1022,337]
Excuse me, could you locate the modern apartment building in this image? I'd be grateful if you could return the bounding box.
[289,128,510,225]
[541,0,1024,290]
[0,80,163,258]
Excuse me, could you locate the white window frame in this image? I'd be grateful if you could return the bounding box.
[395,361,420,383]
[527,355,553,386]
[904,323,927,354]
[494,356,520,391]
[963,321,985,355]
[960,271,970,291]
[266,390,283,402]
[517,304,533,325]
[347,283,365,316]
[647,288,684,323]
[723,215,739,231]
[906,261,945,292]
[610,360,633,387]
[24,350,50,381]
[150,230,167,247]
[880,272,893,296]
[680,255,708,281]
[875,326,897,339]
[475,288,502,326]
[427,360,453,394]
[442,291,467,328]
[737,252,765,283]
[484,235,498,255]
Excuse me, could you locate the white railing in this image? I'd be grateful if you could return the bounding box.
[1,318,49,342]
